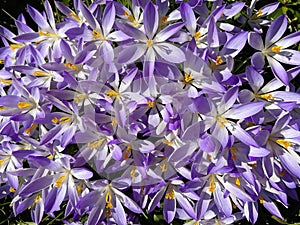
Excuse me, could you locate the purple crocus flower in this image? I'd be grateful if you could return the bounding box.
[249,14,300,85]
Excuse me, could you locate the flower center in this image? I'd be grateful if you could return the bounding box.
[183,73,193,84]
[147,100,155,108]
[146,39,154,47]
[194,31,201,40]
[216,115,228,128]
[106,90,119,98]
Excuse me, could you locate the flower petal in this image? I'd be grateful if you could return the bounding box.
[143,1,158,39]
[265,15,287,47]
[266,56,289,85]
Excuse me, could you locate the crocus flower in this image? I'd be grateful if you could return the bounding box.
[249,14,300,85]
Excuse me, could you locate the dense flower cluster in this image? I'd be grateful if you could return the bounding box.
[0,0,300,224]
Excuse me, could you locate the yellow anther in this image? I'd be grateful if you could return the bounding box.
[0,106,6,110]
[0,159,5,167]
[215,56,223,65]
[276,139,291,149]
[124,145,131,159]
[59,116,71,124]
[52,117,59,124]
[0,79,12,85]
[0,60,4,64]
[259,196,264,204]
[28,195,41,210]
[146,39,154,47]
[76,184,82,194]
[25,123,37,135]
[106,90,119,98]
[18,102,32,109]
[161,16,168,24]
[124,10,130,17]
[69,12,80,22]
[235,177,241,187]
[74,93,86,103]
[38,30,57,38]
[256,9,263,17]
[160,161,168,172]
[33,70,47,76]
[147,101,155,108]
[193,222,200,225]
[260,93,274,101]
[10,44,23,51]
[183,73,193,84]
[271,45,282,53]
[165,186,175,200]
[230,146,237,154]
[105,191,114,209]
[194,31,201,40]
[87,139,104,150]
[34,195,41,203]
[208,176,216,193]
[112,118,118,126]
[64,62,78,70]
[55,175,67,187]
[128,14,135,22]
[47,154,53,160]
[92,29,104,40]
[9,187,16,193]
[130,166,137,179]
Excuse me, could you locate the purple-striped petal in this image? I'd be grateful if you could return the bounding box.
[118,44,147,64]
[180,2,196,34]
[19,175,54,196]
[266,56,289,85]
[143,2,158,39]
[265,15,287,47]
[273,49,300,65]
[154,43,185,63]
[248,32,264,50]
